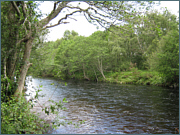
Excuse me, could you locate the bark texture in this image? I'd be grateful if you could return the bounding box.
[15,38,33,97]
[14,2,71,97]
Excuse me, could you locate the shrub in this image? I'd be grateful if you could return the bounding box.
[1,96,46,134]
[1,92,69,134]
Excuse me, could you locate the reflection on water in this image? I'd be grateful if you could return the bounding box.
[26,76,179,134]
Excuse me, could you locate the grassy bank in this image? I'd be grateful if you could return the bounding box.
[70,68,175,87]
[28,67,178,88]
[104,68,167,86]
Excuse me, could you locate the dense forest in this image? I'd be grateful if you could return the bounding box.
[1,1,179,134]
[29,10,179,88]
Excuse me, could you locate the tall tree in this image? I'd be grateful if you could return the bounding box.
[1,1,156,97]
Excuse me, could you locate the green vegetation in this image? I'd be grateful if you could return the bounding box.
[1,93,70,134]
[1,1,178,134]
[1,96,50,134]
[105,68,166,86]
[29,10,179,88]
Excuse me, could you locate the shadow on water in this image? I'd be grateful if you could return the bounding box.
[26,76,179,134]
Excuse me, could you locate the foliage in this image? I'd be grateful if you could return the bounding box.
[1,96,46,134]
[105,68,166,86]
[29,9,179,88]
[148,30,179,86]
[4,1,174,134]
[1,1,158,97]
[1,87,70,134]
[1,1,44,97]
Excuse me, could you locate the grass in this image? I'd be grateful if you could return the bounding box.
[30,67,166,87]
[104,68,166,86]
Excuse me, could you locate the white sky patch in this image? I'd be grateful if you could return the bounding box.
[160,1,179,16]
[38,1,179,41]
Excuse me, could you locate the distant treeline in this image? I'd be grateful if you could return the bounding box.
[29,10,179,88]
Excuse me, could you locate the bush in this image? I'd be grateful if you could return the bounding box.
[1,96,46,134]
[1,92,69,134]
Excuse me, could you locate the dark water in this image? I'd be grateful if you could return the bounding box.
[26,76,179,134]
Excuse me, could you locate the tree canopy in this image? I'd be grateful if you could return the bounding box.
[29,9,179,87]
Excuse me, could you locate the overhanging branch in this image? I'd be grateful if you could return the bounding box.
[40,1,71,27]
[43,22,70,29]
[42,9,83,30]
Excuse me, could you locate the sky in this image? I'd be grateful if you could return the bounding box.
[39,1,179,41]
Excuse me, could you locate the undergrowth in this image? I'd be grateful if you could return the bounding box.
[1,81,85,134]
[105,68,166,86]
[1,96,50,134]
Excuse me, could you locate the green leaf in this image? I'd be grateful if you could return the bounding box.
[63,98,68,103]
[64,82,67,86]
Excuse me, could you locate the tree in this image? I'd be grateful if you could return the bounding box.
[87,31,109,80]
[1,1,156,98]
[28,39,60,77]
[148,30,179,86]
[133,9,179,69]
[54,30,109,80]
[1,1,41,99]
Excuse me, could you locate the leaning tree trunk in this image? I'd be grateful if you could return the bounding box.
[14,38,33,97]
[12,1,71,97]
[97,57,106,80]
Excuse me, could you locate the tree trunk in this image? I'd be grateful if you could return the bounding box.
[7,49,18,81]
[97,57,106,80]
[13,1,76,97]
[14,38,33,97]
[93,67,98,82]
[83,63,90,81]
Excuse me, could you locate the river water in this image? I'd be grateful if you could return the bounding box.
[25,76,179,134]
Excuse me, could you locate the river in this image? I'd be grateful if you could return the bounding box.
[25,76,179,134]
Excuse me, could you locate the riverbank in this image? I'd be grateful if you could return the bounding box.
[104,68,166,86]
[104,68,179,89]
[28,68,178,89]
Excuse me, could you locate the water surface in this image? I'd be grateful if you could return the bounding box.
[26,76,179,134]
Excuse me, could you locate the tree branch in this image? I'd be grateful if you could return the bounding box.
[40,1,71,28]
[16,32,32,47]
[43,22,69,29]
[11,1,21,16]
[42,9,83,30]
[21,1,27,17]
[53,1,61,11]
